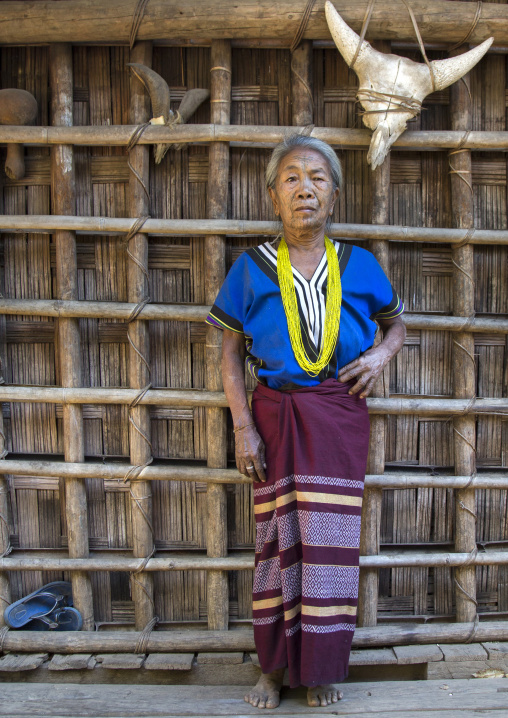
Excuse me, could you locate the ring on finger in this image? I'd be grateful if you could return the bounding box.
[246,465,254,472]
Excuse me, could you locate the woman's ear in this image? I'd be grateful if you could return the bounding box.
[268,186,279,216]
[329,187,340,214]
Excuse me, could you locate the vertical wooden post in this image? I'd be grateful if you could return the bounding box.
[128,40,155,631]
[291,40,313,126]
[0,415,11,626]
[50,43,94,630]
[205,40,231,631]
[0,122,9,627]
[358,40,392,627]
[358,160,390,627]
[0,497,10,628]
[449,49,477,624]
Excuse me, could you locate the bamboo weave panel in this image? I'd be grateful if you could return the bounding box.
[0,44,506,626]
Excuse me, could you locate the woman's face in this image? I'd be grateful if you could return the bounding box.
[268,148,339,236]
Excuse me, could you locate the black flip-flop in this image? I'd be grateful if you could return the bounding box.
[27,606,83,631]
[3,581,72,629]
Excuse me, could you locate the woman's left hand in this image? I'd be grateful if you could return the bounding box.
[337,316,406,398]
[337,345,389,398]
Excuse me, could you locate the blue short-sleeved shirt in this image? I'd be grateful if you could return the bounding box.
[205,239,404,390]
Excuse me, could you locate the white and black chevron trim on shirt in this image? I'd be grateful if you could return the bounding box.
[258,239,341,351]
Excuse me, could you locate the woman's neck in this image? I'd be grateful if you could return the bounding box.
[283,227,326,254]
[282,228,328,281]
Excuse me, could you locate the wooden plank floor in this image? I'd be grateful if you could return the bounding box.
[1,679,508,717]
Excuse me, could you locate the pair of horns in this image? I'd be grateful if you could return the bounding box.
[127,63,210,125]
[325,1,493,93]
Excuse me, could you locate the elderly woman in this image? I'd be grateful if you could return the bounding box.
[206,134,406,709]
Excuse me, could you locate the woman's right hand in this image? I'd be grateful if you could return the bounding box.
[235,425,267,482]
[221,329,267,483]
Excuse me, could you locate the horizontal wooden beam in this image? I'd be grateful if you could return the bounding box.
[1,215,508,246]
[1,125,508,151]
[4,620,508,653]
[403,314,508,333]
[0,385,506,415]
[2,549,508,572]
[0,386,229,407]
[0,460,251,484]
[0,459,507,490]
[0,298,210,322]
[0,553,255,572]
[1,298,507,333]
[0,0,505,45]
[365,474,508,490]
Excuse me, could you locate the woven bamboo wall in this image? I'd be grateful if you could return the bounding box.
[0,42,507,629]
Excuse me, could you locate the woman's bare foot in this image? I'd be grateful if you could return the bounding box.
[307,684,343,707]
[244,667,285,709]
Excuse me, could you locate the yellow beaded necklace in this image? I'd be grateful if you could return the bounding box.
[277,236,342,377]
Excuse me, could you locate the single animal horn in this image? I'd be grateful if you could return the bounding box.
[324,0,377,69]
[430,38,493,92]
[127,63,172,122]
[178,89,210,123]
[0,88,38,180]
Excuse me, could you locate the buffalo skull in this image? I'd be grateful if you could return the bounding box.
[127,63,210,162]
[325,1,493,169]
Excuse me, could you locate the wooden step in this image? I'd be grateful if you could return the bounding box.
[0,679,507,716]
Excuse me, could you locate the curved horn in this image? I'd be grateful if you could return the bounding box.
[430,38,493,92]
[0,88,38,180]
[127,63,171,122]
[178,89,210,123]
[325,0,377,68]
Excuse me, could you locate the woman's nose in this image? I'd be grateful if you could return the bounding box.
[296,178,314,197]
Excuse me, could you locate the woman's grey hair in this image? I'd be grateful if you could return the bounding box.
[265,134,343,192]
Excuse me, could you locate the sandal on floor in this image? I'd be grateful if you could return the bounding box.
[23,614,60,631]
[4,592,62,628]
[50,606,83,631]
[36,581,73,606]
[23,606,82,631]
[3,581,73,629]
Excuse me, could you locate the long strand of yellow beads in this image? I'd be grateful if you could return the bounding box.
[277,236,342,377]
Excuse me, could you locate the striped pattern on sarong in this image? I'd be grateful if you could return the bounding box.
[251,379,370,688]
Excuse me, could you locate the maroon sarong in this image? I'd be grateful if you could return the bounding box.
[250,378,370,688]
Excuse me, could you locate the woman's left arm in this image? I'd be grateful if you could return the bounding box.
[337,316,406,398]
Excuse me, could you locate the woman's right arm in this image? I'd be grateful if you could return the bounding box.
[222,329,267,482]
